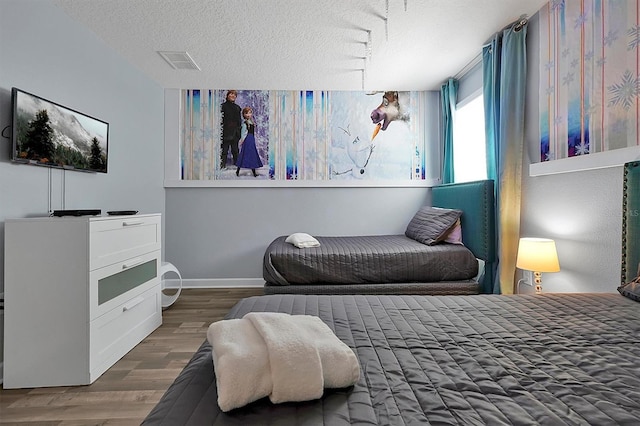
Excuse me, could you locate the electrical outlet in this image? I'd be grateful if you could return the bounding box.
[522,270,534,286]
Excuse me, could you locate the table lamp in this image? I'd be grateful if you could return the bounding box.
[516,238,560,294]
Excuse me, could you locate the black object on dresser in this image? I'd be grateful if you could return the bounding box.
[52,209,101,217]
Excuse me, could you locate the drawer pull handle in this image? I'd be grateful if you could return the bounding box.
[123,296,145,312]
[122,220,144,227]
[122,258,143,269]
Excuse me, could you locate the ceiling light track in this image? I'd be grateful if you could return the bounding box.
[358,0,410,90]
[385,0,389,41]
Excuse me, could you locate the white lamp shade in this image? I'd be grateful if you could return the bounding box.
[516,238,560,272]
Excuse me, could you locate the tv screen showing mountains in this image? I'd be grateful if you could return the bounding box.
[13,89,109,173]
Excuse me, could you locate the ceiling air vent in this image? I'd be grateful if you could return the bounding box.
[158,51,201,70]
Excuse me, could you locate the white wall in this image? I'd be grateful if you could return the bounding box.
[165,187,433,281]
[0,0,166,374]
[519,13,624,293]
[457,61,483,103]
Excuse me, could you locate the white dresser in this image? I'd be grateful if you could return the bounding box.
[3,213,162,388]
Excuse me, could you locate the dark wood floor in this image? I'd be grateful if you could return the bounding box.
[0,288,263,425]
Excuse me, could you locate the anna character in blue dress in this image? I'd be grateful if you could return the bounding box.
[235,106,263,177]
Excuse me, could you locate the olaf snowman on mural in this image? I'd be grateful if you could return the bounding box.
[333,124,375,178]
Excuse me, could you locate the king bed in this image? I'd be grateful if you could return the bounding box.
[144,292,640,425]
[264,179,497,295]
[143,162,640,425]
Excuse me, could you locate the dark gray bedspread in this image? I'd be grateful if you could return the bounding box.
[143,293,640,425]
[263,235,479,286]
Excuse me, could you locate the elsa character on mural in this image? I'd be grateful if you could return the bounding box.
[236,106,263,177]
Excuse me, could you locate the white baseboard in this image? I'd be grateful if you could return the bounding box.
[162,278,264,289]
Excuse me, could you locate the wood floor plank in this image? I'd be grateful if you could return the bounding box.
[0,287,263,424]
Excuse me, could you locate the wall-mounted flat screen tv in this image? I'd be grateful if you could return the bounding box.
[11,88,109,173]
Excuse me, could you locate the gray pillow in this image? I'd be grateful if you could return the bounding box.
[405,207,462,245]
[618,280,640,302]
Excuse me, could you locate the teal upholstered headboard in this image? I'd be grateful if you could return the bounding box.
[622,161,640,285]
[432,180,496,293]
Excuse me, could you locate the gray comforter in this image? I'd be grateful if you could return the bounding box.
[263,235,479,285]
[143,293,640,425]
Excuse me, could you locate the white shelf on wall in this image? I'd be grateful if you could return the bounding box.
[163,179,441,188]
[530,146,640,176]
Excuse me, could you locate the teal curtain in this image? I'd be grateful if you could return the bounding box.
[440,78,458,184]
[483,21,528,294]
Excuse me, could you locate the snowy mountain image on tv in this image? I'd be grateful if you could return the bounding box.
[12,89,109,173]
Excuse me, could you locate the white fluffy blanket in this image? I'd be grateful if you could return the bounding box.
[206,312,360,412]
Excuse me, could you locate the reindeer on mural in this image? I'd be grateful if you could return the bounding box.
[368,91,410,140]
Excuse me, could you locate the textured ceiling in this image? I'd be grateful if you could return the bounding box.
[53,0,548,91]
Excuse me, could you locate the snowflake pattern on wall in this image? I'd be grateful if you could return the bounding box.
[539,0,640,162]
[608,70,640,110]
[627,25,640,50]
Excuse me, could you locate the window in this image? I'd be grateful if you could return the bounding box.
[453,93,487,183]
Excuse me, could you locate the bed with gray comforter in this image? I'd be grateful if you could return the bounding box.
[263,179,497,295]
[143,292,640,425]
[263,234,480,293]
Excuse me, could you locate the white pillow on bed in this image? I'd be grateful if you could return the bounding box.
[285,233,321,248]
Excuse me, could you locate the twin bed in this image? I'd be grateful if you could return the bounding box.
[264,179,496,295]
[143,166,640,425]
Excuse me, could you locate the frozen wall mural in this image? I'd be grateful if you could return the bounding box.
[539,0,640,162]
[180,89,429,182]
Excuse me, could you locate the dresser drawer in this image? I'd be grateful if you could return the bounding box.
[90,215,161,270]
[90,249,160,319]
[90,285,161,380]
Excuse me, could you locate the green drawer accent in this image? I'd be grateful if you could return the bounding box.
[623,161,640,285]
[98,259,157,305]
